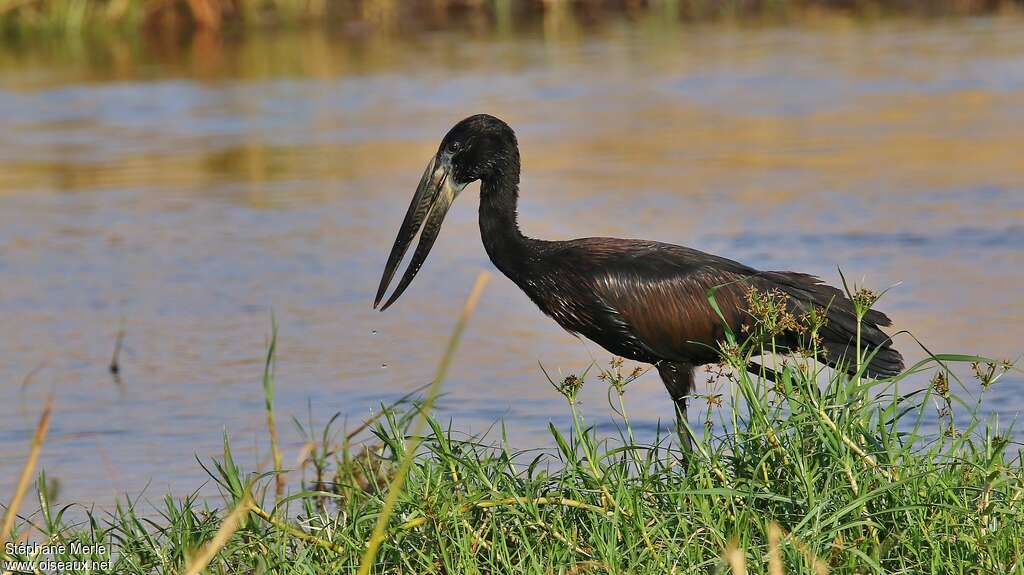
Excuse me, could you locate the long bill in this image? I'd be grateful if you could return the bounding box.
[374,153,466,311]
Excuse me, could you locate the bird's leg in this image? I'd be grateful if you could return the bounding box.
[673,397,692,452]
[656,361,695,452]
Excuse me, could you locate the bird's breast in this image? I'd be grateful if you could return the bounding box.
[515,275,656,363]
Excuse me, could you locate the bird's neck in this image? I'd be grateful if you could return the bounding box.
[479,158,534,278]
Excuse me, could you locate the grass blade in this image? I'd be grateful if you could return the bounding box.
[1,393,53,558]
[356,271,490,575]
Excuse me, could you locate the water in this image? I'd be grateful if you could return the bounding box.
[1,14,1022,507]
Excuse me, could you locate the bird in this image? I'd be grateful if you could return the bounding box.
[374,114,904,439]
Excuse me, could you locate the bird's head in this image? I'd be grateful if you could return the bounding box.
[437,114,518,186]
[374,114,517,311]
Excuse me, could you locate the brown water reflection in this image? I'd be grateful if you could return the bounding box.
[1,14,1022,507]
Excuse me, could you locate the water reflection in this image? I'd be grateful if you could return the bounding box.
[0,14,1021,507]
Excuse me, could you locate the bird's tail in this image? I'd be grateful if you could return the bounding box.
[761,271,905,378]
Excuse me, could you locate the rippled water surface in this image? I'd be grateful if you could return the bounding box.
[1,14,1022,506]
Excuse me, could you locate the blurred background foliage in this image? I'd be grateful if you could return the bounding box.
[0,0,1021,38]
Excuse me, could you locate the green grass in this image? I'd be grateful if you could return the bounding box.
[2,281,1023,574]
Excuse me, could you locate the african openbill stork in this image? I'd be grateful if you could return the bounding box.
[374,114,904,433]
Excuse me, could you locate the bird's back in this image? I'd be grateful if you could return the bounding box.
[515,237,903,376]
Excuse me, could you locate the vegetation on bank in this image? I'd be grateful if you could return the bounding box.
[2,274,1022,573]
[1,0,1022,37]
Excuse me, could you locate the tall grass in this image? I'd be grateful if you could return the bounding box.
[2,283,1022,573]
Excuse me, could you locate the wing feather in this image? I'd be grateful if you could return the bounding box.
[527,237,902,376]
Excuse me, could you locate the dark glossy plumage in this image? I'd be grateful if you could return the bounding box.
[505,238,901,373]
[376,114,904,434]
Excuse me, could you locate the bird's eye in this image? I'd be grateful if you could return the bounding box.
[448,142,462,153]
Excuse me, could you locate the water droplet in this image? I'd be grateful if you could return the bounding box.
[381,363,388,369]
